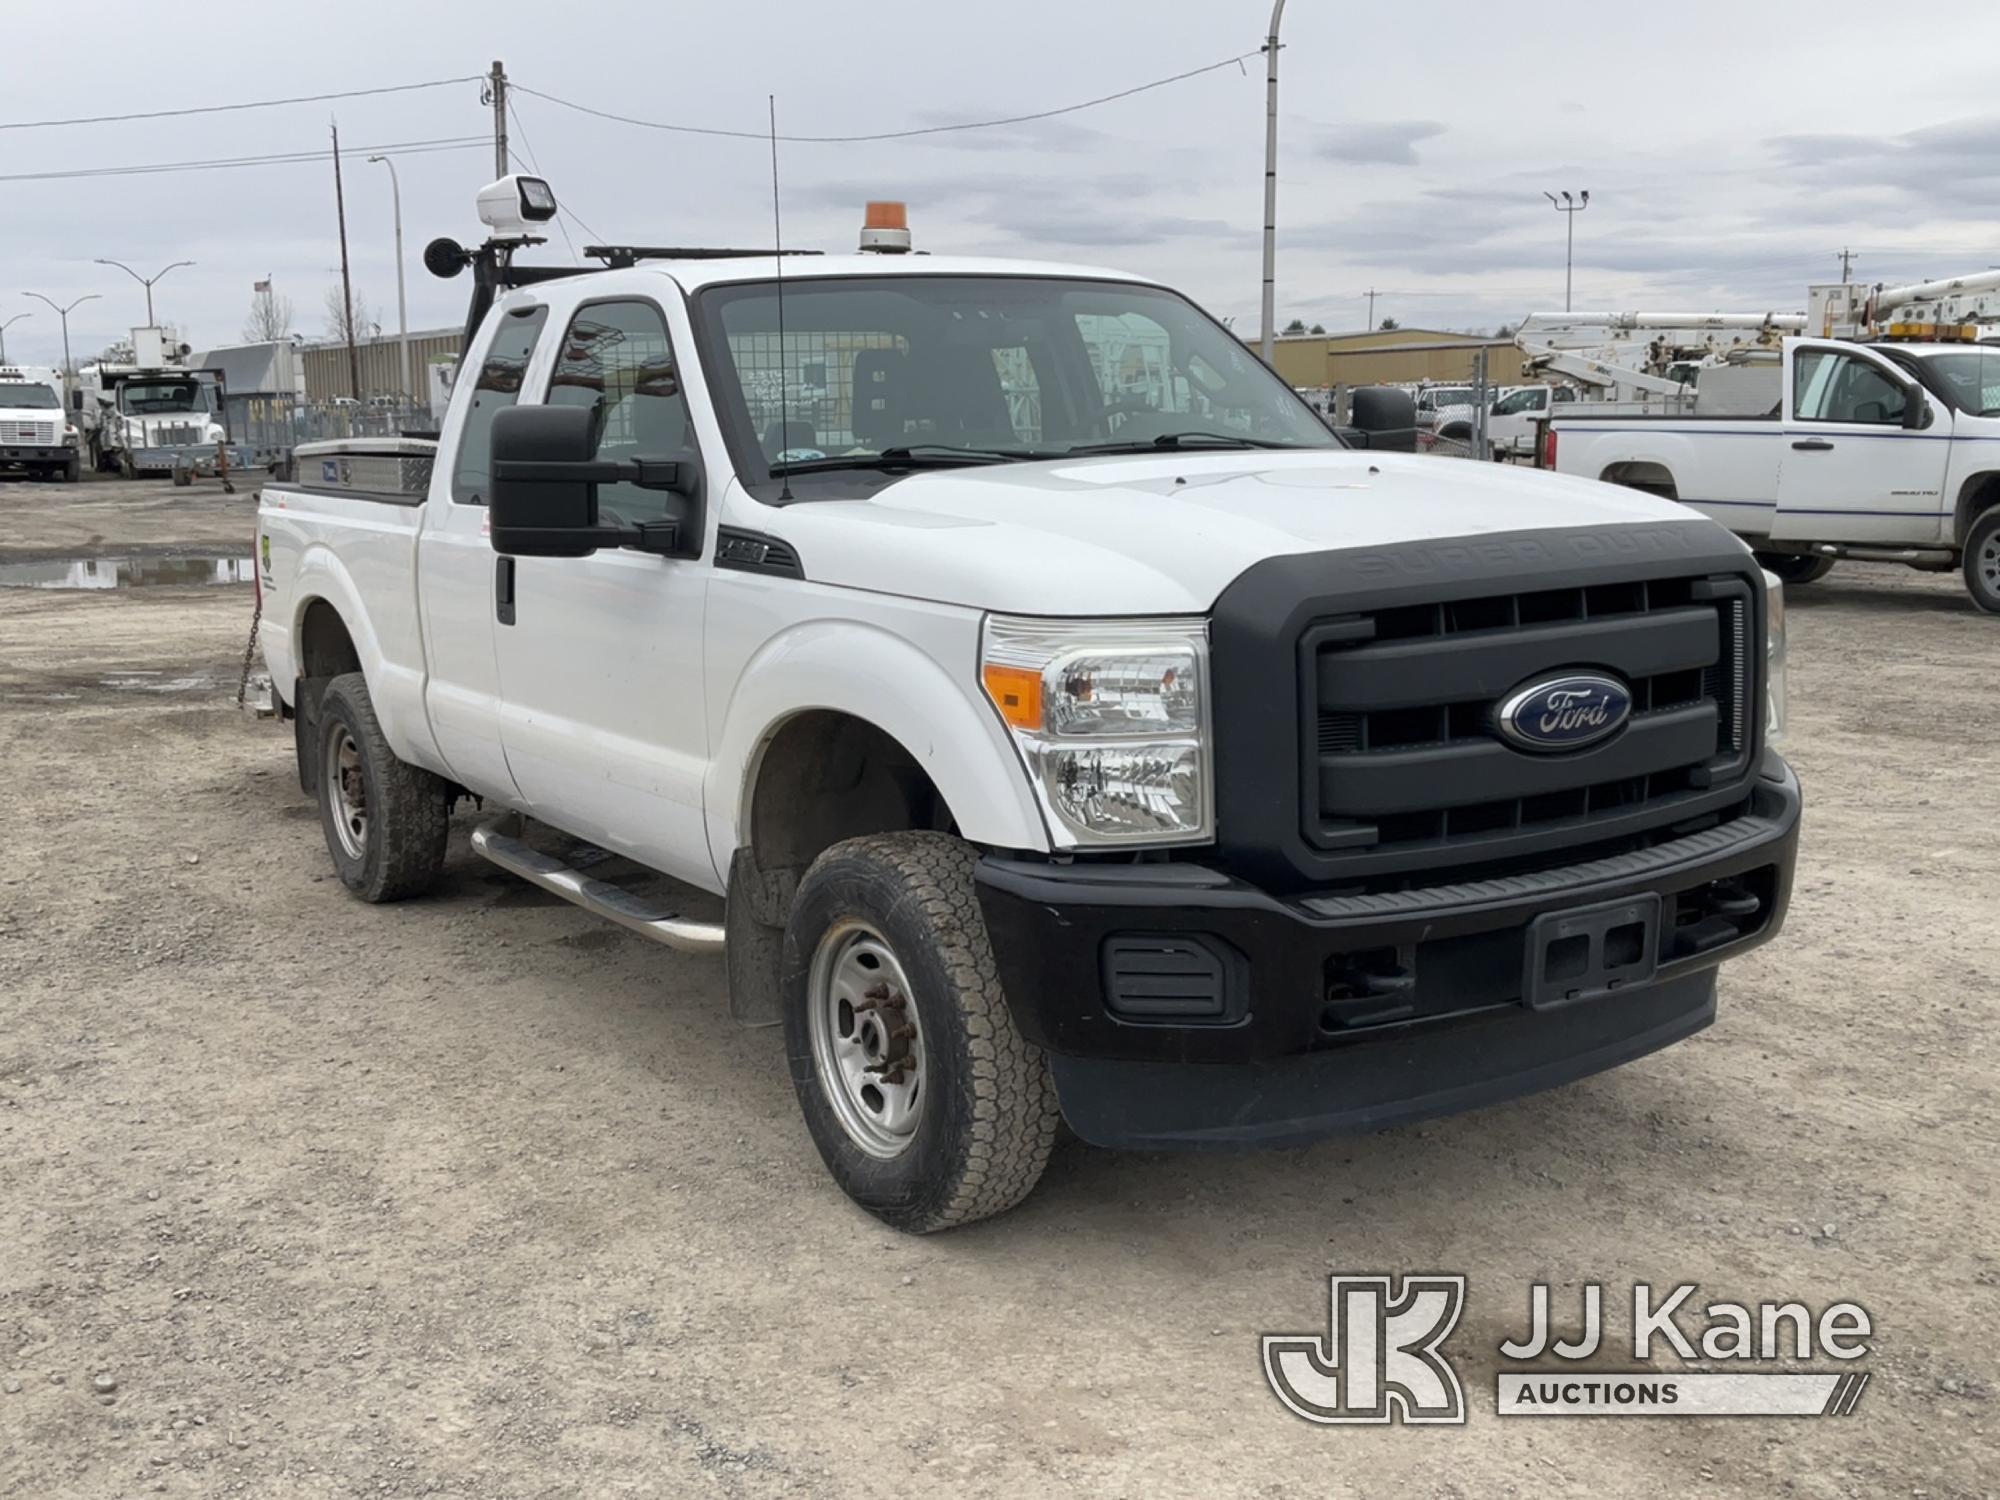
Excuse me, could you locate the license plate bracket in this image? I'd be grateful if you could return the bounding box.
[1522,893,1661,1010]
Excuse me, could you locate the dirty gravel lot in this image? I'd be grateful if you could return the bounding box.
[1,473,1994,1498]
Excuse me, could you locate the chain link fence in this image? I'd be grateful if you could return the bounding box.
[231,396,440,469]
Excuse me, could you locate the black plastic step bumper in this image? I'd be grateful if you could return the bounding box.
[973,755,1800,1150]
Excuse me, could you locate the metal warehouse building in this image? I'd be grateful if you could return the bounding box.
[1268,328,1527,389]
[299,327,461,402]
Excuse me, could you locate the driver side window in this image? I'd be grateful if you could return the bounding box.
[1794,349,1906,425]
[543,299,696,524]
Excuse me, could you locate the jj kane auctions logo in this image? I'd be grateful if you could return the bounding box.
[1264,1276,1872,1423]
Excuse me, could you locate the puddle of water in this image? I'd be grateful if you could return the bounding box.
[0,554,254,590]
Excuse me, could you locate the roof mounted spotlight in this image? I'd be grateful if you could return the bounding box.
[475,173,558,239]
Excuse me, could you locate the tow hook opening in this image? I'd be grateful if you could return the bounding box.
[1665,867,1777,960]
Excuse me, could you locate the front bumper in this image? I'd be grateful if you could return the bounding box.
[0,444,73,466]
[134,444,251,474]
[974,756,1800,1149]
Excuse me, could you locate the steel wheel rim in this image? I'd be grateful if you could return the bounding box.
[1980,530,2000,591]
[326,724,368,861]
[807,920,926,1160]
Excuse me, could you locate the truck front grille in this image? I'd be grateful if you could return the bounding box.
[0,419,55,444]
[1304,571,1755,879]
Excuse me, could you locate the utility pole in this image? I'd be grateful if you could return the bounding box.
[23,292,101,406]
[93,257,194,329]
[0,313,26,362]
[1542,189,1590,311]
[1365,289,1378,330]
[331,121,361,400]
[368,155,410,401]
[489,60,509,176]
[1837,247,1858,283]
[1257,1,1286,364]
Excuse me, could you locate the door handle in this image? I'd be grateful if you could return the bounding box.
[1791,438,1835,451]
[495,555,516,626]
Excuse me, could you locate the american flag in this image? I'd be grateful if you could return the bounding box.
[253,279,271,293]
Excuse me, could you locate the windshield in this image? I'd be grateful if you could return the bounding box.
[694,275,1335,485]
[1921,349,2000,415]
[0,381,61,410]
[118,380,208,415]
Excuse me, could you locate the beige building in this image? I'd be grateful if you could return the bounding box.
[300,327,461,402]
[1268,328,1526,390]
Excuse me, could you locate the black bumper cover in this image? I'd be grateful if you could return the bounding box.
[974,758,1800,1150]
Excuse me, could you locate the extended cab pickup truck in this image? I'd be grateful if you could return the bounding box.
[258,178,1801,1231]
[1550,335,2000,612]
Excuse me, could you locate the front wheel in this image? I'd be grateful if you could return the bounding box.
[316,672,449,902]
[1755,551,1836,585]
[1964,509,2000,615]
[782,832,1060,1233]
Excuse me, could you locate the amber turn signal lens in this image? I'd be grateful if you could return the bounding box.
[982,664,1043,731]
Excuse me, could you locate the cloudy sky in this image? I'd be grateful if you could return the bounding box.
[5,0,2000,369]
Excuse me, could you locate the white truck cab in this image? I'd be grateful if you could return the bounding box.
[258,180,1801,1231]
[0,364,80,483]
[1550,333,2000,610]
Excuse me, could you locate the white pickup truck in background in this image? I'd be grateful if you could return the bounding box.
[255,176,1801,1231]
[1550,335,2000,612]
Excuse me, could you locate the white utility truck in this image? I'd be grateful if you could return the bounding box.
[258,178,1801,1231]
[77,328,244,480]
[0,364,81,482]
[1550,330,2000,611]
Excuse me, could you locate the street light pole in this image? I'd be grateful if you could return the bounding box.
[1258,0,1287,364]
[1542,191,1589,312]
[93,257,195,329]
[367,154,411,403]
[0,313,27,362]
[23,292,101,405]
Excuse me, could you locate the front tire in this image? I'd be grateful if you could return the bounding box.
[782,832,1060,1233]
[315,672,449,902]
[1755,551,1836,585]
[1965,509,2000,615]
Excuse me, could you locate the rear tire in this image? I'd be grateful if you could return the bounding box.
[1754,551,1836,585]
[1964,508,2000,615]
[315,672,449,902]
[782,832,1060,1233]
[58,456,79,484]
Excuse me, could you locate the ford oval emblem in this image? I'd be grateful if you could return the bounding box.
[1496,673,1632,752]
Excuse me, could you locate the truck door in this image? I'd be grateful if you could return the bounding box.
[1773,339,1950,544]
[415,302,549,803]
[490,295,715,890]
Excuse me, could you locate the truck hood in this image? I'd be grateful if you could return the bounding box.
[766,449,1710,614]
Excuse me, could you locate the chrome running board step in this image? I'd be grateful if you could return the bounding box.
[470,819,725,956]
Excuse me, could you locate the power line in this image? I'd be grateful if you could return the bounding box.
[512,51,1259,145]
[0,76,482,132]
[0,137,488,185]
[505,99,598,262]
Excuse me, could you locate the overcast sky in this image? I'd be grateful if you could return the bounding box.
[6,0,2000,369]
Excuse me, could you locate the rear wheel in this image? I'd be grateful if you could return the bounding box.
[782,832,1060,1233]
[1754,551,1836,585]
[1964,509,2000,615]
[58,455,79,484]
[315,672,449,902]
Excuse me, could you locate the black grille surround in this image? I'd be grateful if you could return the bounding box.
[1209,520,1769,893]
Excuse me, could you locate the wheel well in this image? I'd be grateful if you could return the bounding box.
[1598,460,1679,500]
[746,711,956,880]
[1954,472,2000,545]
[298,598,361,680]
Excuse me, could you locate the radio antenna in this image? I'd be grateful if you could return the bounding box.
[768,94,793,502]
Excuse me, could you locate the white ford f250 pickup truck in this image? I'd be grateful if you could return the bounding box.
[257,177,1801,1231]
[1550,334,2000,612]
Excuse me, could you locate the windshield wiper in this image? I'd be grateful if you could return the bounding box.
[771,444,1053,475]
[1064,431,1300,455]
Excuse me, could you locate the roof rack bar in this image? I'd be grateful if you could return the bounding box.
[581,245,824,268]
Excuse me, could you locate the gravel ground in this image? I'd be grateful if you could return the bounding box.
[1,474,1994,1497]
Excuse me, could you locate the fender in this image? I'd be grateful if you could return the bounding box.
[289,541,445,775]
[703,617,1050,881]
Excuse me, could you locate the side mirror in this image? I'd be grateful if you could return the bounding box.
[1346,386,1418,452]
[489,404,701,559]
[1901,391,1928,430]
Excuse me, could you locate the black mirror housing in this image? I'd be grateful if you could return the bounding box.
[1348,386,1418,453]
[490,405,602,557]
[488,404,704,559]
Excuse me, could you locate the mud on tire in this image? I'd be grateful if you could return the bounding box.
[316,672,450,903]
[782,832,1061,1233]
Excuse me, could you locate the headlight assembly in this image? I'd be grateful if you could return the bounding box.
[1762,570,1787,745]
[980,616,1212,847]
